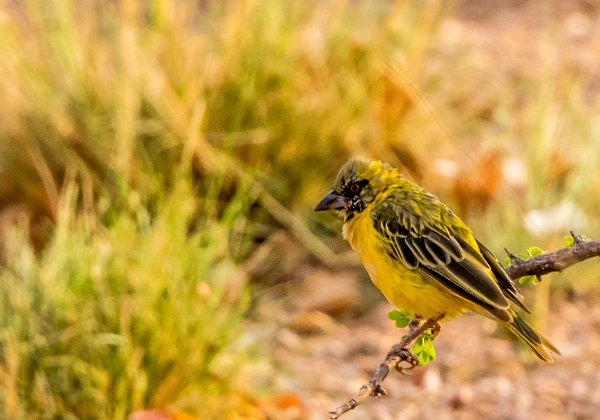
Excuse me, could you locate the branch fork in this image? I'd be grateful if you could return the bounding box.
[504,231,600,279]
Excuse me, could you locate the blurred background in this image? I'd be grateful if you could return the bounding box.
[0,0,599,418]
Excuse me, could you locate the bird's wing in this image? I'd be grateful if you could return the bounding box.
[476,240,530,313]
[371,202,514,321]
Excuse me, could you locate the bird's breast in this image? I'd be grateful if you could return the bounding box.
[342,209,374,253]
[342,208,466,320]
[342,209,390,283]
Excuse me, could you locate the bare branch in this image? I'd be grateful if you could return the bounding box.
[505,232,600,279]
[329,317,441,419]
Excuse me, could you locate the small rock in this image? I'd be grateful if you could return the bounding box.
[276,329,302,350]
[450,385,474,409]
[295,269,361,314]
[288,310,338,335]
[422,367,442,393]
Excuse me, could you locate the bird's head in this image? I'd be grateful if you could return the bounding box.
[314,157,397,220]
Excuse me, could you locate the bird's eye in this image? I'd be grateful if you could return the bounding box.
[350,183,360,193]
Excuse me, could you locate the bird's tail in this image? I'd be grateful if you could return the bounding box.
[504,310,560,363]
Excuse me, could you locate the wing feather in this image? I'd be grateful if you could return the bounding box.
[476,240,530,313]
[405,237,435,267]
[372,202,512,319]
[396,238,418,269]
[424,239,451,265]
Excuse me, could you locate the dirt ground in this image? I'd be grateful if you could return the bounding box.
[269,292,600,420]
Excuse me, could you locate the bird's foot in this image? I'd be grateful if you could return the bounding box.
[430,321,442,339]
[386,344,419,373]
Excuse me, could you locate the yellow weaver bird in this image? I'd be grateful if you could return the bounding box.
[315,157,559,362]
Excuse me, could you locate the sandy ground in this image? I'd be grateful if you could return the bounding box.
[268,292,600,420]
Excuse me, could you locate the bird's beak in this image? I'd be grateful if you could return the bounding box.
[314,190,349,212]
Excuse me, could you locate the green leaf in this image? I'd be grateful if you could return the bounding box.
[518,275,540,285]
[564,234,591,248]
[412,334,436,366]
[387,310,411,328]
[564,235,574,248]
[505,246,544,266]
[527,246,543,257]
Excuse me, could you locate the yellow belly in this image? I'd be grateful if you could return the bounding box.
[343,209,468,320]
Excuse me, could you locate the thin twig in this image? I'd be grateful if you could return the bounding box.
[329,317,440,419]
[505,232,600,280]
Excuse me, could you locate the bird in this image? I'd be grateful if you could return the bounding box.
[314,157,559,362]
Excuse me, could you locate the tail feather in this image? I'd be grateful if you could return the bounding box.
[504,311,560,363]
